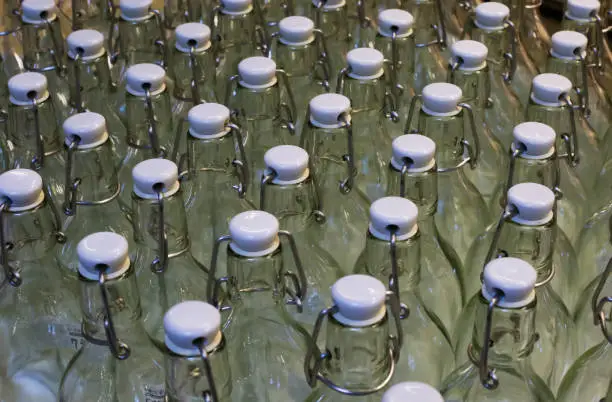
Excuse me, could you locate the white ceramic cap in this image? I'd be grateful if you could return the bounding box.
[188,103,231,139]
[382,382,444,402]
[238,57,277,89]
[264,145,310,185]
[512,122,556,159]
[21,0,57,24]
[566,0,600,21]
[347,48,385,80]
[369,196,419,241]
[474,2,509,31]
[164,301,223,356]
[132,159,180,199]
[0,169,45,212]
[221,0,253,15]
[421,83,462,116]
[551,31,588,60]
[482,257,537,308]
[451,40,488,71]
[279,16,315,46]
[229,211,280,257]
[332,275,387,327]
[309,93,351,128]
[67,29,106,60]
[125,63,166,96]
[391,134,436,172]
[175,23,212,53]
[63,112,109,149]
[120,0,152,21]
[312,0,345,10]
[8,72,49,106]
[377,9,414,38]
[506,182,555,226]
[530,73,572,107]
[77,232,131,281]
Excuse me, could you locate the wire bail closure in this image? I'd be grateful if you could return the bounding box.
[502,18,518,83]
[150,183,169,274]
[71,50,87,113]
[63,136,82,216]
[194,337,221,402]
[97,264,130,360]
[143,84,166,158]
[0,198,22,288]
[478,289,504,390]
[559,94,580,167]
[592,257,611,343]
[387,225,411,319]
[29,96,46,171]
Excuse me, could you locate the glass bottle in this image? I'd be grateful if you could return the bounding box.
[440,257,556,401]
[163,301,232,402]
[208,210,311,401]
[353,197,455,385]
[301,93,369,270]
[457,182,577,393]
[382,382,444,402]
[525,73,602,191]
[164,0,204,33]
[131,158,210,347]
[448,40,508,206]
[386,134,464,334]
[308,0,350,82]
[304,274,403,400]
[56,112,133,275]
[515,0,551,71]
[0,169,79,402]
[404,82,489,264]
[59,232,166,402]
[70,0,115,36]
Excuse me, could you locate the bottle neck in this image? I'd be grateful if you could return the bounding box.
[67,55,114,111]
[186,132,238,176]
[525,102,571,150]
[171,49,216,101]
[417,112,466,168]
[387,165,438,218]
[545,57,585,94]
[466,23,512,71]
[275,42,321,79]
[21,20,65,71]
[68,142,120,203]
[341,77,385,113]
[411,0,440,45]
[71,0,114,30]
[505,156,558,197]
[125,91,174,154]
[261,178,318,234]
[164,0,203,30]
[449,68,490,111]
[118,16,165,66]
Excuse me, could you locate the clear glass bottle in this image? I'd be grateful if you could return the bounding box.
[70,0,115,36]
[163,0,204,33]
[404,82,489,264]
[301,93,369,270]
[308,0,350,82]
[516,0,551,71]
[457,183,577,393]
[353,197,455,385]
[0,169,79,402]
[131,158,210,347]
[163,301,232,402]
[208,210,311,401]
[382,382,444,402]
[440,257,556,401]
[304,274,403,401]
[59,232,166,402]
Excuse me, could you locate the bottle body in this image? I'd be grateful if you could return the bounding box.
[557,342,611,402]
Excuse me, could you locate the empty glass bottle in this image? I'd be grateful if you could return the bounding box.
[304,274,403,400]
[440,257,556,401]
[208,210,311,401]
[163,301,232,402]
[59,232,166,402]
[386,134,463,334]
[164,0,204,33]
[512,0,551,71]
[353,197,455,385]
[0,169,78,402]
[70,0,115,35]
[382,382,444,402]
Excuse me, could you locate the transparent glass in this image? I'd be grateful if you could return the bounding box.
[557,342,611,402]
[164,0,204,31]
[70,0,115,35]
[116,14,166,81]
[573,271,611,354]
[307,6,350,83]
[518,0,551,71]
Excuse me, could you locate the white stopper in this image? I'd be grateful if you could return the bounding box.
[382,382,444,402]
[377,9,414,38]
[279,16,315,46]
[77,232,131,281]
[21,0,57,24]
[421,83,462,116]
[482,257,537,308]
[120,0,152,21]
[512,122,556,159]
[264,145,310,185]
[125,63,167,97]
[506,182,555,226]
[391,134,436,172]
[0,169,45,212]
[566,0,600,21]
[346,48,385,80]
[369,197,419,241]
[8,72,49,106]
[67,29,106,61]
[332,275,387,327]
[63,112,109,149]
[312,0,345,10]
[474,2,509,31]
[175,23,212,53]
[164,301,223,356]
[220,0,253,15]
[309,93,351,128]
[132,159,180,199]
[551,31,588,60]
[229,211,280,257]
[530,73,572,107]
[238,57,278,89]
[451,40,488,71]
[188,103,231,139]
